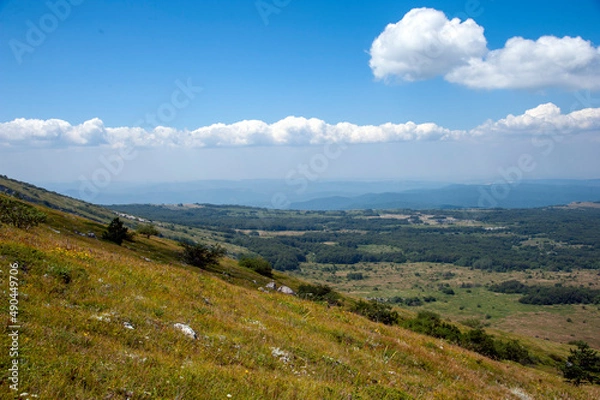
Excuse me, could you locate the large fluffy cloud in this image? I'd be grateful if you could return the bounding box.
[1,104,599,148]
[447,36,600,90]
[369,8,600,90]
[369,8,487,81]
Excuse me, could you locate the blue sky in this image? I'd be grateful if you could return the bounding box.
[1,0,599,200]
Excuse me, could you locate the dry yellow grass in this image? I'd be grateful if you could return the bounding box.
[0,205,599,399]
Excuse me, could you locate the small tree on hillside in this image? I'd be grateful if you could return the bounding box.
[562,341,600,385]
[137,224,160,239]
[102,217,129,245]
[181,242,226,269]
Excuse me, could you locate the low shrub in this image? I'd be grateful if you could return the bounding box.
[0,194,47,229]
[350,300,399,325]
[239,255,273,277]
[297,283,341,306]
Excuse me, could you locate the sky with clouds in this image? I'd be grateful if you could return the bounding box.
[1,0,599,190]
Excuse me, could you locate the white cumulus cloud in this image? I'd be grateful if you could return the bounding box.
[0,118,106,146]
[370,8,600,90]
[447,36,600,90]
[369,7,487,81]
[471,103,600,136]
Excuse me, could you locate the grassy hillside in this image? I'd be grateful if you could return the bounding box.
[113,200,600,353]
[0,175,246,256]
[1,197,599,398]
[0,175,115,223]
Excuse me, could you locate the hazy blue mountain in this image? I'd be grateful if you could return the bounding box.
[42,179,449,206]
[40,179,600,210]
[289,181,600,210]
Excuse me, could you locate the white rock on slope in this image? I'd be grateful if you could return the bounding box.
[173,323,197,339]
[266,281,277,290]
[277,285,295,295]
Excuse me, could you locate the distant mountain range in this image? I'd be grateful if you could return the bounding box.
[289,181,600,210]
[43,179,450,207]
[39,178,600,210]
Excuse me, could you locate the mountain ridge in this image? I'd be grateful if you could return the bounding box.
[35,178,600,209]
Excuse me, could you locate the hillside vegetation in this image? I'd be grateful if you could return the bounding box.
[113,201,600,350]
[1,195,599,398]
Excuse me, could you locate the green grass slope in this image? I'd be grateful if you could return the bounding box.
[0,175,115,223]
[1,197,599,398]
[0,175,243,255]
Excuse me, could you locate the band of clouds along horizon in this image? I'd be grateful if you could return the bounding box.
[2,7,599,149]
[1,103,599,148]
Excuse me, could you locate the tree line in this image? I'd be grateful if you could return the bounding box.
[489,280,600,305]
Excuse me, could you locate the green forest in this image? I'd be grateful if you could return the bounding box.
[113,204,600,274]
